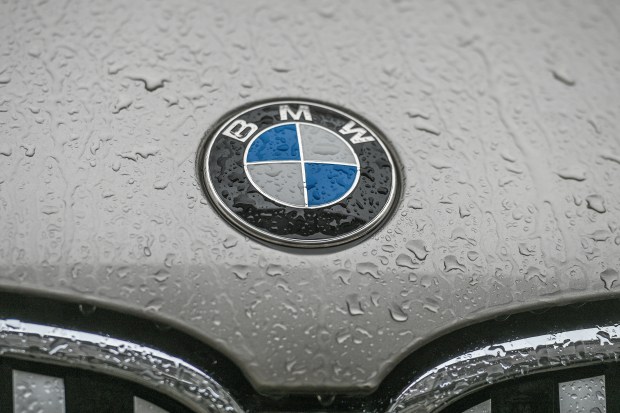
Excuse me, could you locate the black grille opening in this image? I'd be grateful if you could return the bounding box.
[443,364,620,413]
[0,358,193,413]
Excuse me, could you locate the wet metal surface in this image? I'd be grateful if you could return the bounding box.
[1,0,620,394]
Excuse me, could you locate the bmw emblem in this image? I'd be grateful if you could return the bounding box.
[199,100,399,248]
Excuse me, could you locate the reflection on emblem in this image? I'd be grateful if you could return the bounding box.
[199,100,398,248]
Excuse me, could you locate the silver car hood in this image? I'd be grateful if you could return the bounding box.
[1,0,619,394]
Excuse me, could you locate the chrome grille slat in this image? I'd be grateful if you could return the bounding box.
[0,319,243,413]
[389,325,620,412]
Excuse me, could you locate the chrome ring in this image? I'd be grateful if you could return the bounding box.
[0,319,244,413]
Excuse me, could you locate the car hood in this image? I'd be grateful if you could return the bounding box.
[1,0,620,394]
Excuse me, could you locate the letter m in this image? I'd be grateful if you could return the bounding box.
[339,121,375,144]
[279,105,312,121]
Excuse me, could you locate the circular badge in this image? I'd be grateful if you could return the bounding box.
[199,100,398,247]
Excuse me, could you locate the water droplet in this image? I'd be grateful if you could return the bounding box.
[596,330,612,345]
[389,304,408,322]
[586,195,606,213]
[266,264,284,277]
[518,243,535,256]
[459,206,471,218]
[78,304,96,316]
[406,109,430,119]
[429,157,451,169]
[370,292,380,307]
[501,151,517,162]
[451,227,474,244]
[317,395,335,407]
[423,301,439,313]
[162,92,179,106]
[111,94,132,113]
[600,268,618,290]
[551,67,576,86]
[164,253,175,268]
[413,118,441,135]
[395,253,417,269]
[556,166,586,181]
[333,269,351,285]
[153,269,169,283]
[21,145,36,157]
[405,240,428,260]
[382,244,395,253]
[346,294,364,316]
[336,332,350,344]
[356,262,380,279]
[525,266,545,282]
[589,230,609,242]
[119,145,160,161]
[408,199,423,209]
[153,181,169,190]
[272,65,291,73]
[126,69,170,91]
[443,255,465,272]
[232,265,250,280]
[600,153,620,165]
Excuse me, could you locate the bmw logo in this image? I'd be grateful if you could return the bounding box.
[199,100,399,248]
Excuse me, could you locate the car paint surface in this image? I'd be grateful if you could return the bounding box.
[1,0,620,394]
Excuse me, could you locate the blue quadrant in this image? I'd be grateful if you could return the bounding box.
[304,163,358,207]
[246,124,300,162]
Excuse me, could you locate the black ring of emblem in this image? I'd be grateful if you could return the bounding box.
[198,99,399,248]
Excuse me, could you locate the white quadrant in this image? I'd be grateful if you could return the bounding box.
[246,162,306,207]
[299,123,358,165]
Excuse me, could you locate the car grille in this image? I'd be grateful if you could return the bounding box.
[1,293,619,413]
